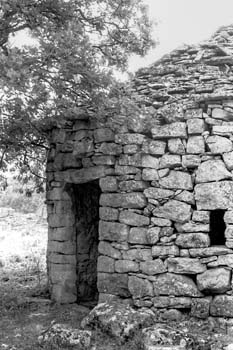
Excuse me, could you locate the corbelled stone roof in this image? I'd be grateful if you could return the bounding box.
[129,24,233,125]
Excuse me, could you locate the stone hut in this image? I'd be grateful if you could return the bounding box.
[47,25,233,319]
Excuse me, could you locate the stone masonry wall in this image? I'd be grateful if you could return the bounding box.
[47,25,233,318]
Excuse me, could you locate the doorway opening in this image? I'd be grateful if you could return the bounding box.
[73,180,101,305]
[209,210,226,245]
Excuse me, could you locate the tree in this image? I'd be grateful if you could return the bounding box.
[0,0,155,187]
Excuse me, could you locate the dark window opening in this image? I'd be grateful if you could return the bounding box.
[210,210,226,245]
[73,180,101,305]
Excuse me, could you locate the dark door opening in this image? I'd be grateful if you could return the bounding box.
[209,210,226,245]
[73,180,101,305]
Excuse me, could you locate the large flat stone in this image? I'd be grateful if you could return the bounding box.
[189,246,233,257]
[152,122,187,139]
[153,200,192,223]
[195,181,233,210]
[100,193,147,208]
[167,258,206,274]
[159,171,193,190]
[142,140,166,155]
[153,296,191,309]
[55,166,111,183]
[195,160,231,183]
[175,233,210,248]
[197,268,231,293]
[119,210,149,226]
[144,188,174,200]
[206,135,232,154]
[153,273,202,297]
[210,295,233,317]
[207,254,233,268]
[175,222,209,232]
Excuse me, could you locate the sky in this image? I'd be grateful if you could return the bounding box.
[129,0,233,72]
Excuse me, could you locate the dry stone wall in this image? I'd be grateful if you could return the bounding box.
[47,25,233,319]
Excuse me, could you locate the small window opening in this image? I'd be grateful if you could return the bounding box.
[210,210,226,245]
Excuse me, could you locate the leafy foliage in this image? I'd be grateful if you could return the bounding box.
[0,0,155,186]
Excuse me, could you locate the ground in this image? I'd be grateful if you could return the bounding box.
[1,209,233,350]
[0,209,141,350]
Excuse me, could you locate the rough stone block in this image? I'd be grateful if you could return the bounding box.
[99,176,118,192]
[141,155,160,169]
[195,181,233,210]
[152,245,179,258]
[212,124,233,136]
[192,211,210,223]
[48,253,76,265]
[191,298,211,319]
[187,118,205,134]
[182,155,201,168]
[225,225,233,239]
[49,263,76,285]
[210,295,233,317]
[99,221,129,242]
[56,166,111,184]
[168,138,186,154]
[175,233,210,248]
[115,260,139,273]
[128,276,154,298]
[73,139,94,157]
[186,136,205,154]
[100,193,147,209]
[147,227,160,245]
[174,190,194,204]
[97,273,130,297]
[185,108,203,119]
[118,180,148,192]
[51,283,77,303]
[159,154,181,169]
[189,246,232,257]
[119,154,142,167]
[140,259,166,275]
[123,144,140,154]
[48,227,75,241]
[201,152,233,180]
[48,241,76,255]
[197,268,231,293]
[99,207,119,221]
[167,257,206,274]
[153,200,192,223]
[207,254,233,268]
[92,155,115,165]
[153,296,191,309]
[144,187,174,200]
[115,165,139,175]
[224,211,233,224]
[122,249,152,261]
[94,128,115,142]
[128,228,148,244]
[99,142,122,155]
[212,108,233,121]
[142,140,166,155]
[175,222,209,232]
[159,171,193,190]
[223,155,233,179]
[119,210,149,226]
[152,122,187,139]
[206,135,232,154]
[98,242,121,260]
[153,273,202,297]
[151,217,172,226]
[97,256,115,273]
[115,133,145,145]
[142,169,159,181]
